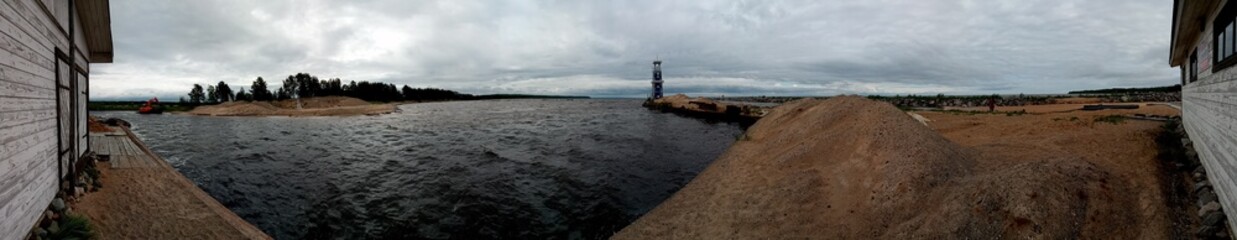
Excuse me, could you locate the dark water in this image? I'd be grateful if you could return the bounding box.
[95,99,742,239]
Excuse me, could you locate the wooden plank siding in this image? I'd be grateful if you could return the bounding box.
[1180,0,1237,233]
[0,0,102,238]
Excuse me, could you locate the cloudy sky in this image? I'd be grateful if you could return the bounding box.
[92,0,1175,100]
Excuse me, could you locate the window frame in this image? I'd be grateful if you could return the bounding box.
[1214,2,1237,72]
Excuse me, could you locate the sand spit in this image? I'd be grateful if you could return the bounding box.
[645,94,767,125]
[186,96,396,117]
[615,96,1174,239]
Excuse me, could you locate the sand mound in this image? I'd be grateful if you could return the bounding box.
[270,96,371,109]
[614,96,1142,239]
[187,96,394,117]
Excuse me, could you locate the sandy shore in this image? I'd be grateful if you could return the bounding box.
[186,96,397,117]
[74,126,270,239]
[615,96,1183,239]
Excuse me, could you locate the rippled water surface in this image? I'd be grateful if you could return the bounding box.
[96,99,741,239]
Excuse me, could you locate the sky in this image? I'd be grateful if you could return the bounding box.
[91,0,1177,100]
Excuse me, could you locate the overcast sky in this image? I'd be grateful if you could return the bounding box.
[91,0,1175,100]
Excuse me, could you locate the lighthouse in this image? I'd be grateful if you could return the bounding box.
[651,60,663,99]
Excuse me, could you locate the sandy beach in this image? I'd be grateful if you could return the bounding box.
[615,96,1183,239]
[186,96,397,117]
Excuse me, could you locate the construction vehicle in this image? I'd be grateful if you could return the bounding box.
[137,97,163,114]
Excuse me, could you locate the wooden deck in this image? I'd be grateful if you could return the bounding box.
[89,131,159,168]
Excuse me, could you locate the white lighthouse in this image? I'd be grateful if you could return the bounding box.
[651,60,663,99]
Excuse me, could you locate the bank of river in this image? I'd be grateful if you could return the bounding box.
[96,99,742,239]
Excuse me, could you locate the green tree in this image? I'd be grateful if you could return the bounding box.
[251,77,272,101]
[216,81,234,102]
[279,75,301,108]
[206,85,218,104]
[188,84,205,105]
[235,87,251,101]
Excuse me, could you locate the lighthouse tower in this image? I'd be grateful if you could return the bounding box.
[651,60,663,99]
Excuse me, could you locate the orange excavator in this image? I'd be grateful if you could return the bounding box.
[137,97,163,114]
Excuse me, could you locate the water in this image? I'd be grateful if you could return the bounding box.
[95,99,742,239]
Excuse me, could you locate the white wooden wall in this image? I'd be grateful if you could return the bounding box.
[1183,0,1237,233]
[0,0,91,239]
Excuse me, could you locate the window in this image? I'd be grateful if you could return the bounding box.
[1214,2,1237,71]
[1191,51,1198,83]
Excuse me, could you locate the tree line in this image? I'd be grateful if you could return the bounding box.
[183,73,472,105]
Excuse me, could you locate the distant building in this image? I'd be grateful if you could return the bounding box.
[652,60,663,99]
[0,0,113,238]
[1171,0,1237,233]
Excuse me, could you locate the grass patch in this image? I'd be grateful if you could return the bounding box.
[49,214,96,240]
[1093,115,1126,124]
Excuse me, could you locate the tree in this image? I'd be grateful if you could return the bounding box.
[188,84,205,105]
[179,97,187,104]
[206,85,218,104]
[235,87,251,101]
[251,77,272,101]
[279,75,301,109]
[216,81,234,102]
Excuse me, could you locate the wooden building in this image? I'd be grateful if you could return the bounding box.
[1171,0,1237,233]
[0,0,112,238]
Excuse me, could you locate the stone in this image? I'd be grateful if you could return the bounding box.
[74,187,85,198]
[1203,211,1227,226]
[1198,226,1217,237]
[1195,181,1212,193]
[1199,191,1219,206]
[1194,172,1203,179]
[46,221,59,235]
[33,227,47,238]
[1199,201,1222,217]
[50,198,65,212]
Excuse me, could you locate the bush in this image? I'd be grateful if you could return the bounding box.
[49,214,95,240]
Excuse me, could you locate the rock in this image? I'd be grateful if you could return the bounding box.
[74,187,85,198]
[1199,191,1219,206]
[1200,201,1222,217]
[1194,172,1203,179]
[33,227,47,238]
[46,221,60,235]
[1203,211,1227,226]
[1198,226,1217,237]
[50,198,65,212]
[1195,181,1212,193]
[1182,138,1192,146]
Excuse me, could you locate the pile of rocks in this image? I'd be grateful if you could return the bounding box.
[1171,122,1232,239]
[25,155,103,240]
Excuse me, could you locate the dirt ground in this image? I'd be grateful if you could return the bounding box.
[614,96,1183,239]
[74,128,270,239]
[186,96,397,117]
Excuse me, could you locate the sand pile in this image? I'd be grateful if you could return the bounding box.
[187,96,395,117]
[615,96,1145,239]
[270,96,370,109]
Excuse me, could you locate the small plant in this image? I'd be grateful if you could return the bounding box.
[1093,115,1126,124]
[48,214,95,240]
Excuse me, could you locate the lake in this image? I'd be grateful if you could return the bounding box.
[96,99,742,239]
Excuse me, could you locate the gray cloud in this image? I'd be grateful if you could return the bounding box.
[90,0,1178,100]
